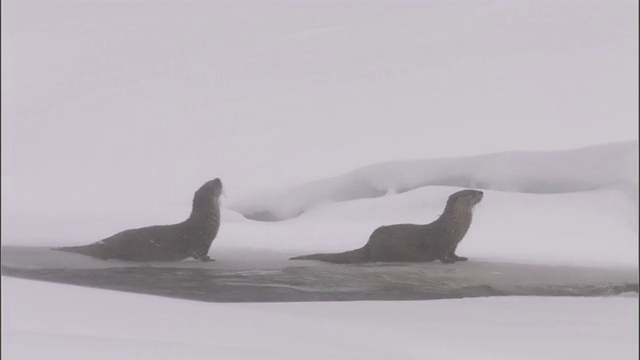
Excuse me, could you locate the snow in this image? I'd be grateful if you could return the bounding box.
[3,141,638,268]
[216,185,639,268]
[1,0,638,236]
[2,277,638,360]
[1,1,638,359]
[229,140,638,221]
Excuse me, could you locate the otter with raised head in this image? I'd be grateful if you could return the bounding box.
[290,189,483,264]
[54,178,223,262]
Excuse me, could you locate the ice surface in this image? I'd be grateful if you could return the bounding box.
[2,246,637,302]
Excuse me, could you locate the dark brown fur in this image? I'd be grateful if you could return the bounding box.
[290,189,483,264]
[53,178,223,262]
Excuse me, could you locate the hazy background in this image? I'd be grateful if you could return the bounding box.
[2,0,638,242]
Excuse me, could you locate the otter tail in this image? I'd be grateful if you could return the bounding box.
[289,247,369,264]
[52,244,100,257]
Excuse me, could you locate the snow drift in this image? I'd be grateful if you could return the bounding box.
[230,140,638,221]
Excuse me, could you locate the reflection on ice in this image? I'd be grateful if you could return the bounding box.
[2,246,637,303]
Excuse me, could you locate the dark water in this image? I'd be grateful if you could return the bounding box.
[1,246,637,303]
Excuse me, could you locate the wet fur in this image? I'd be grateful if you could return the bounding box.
[290,189,483,264]
[54,179,222,262]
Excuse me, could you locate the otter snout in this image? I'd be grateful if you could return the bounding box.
[210,178,222,189]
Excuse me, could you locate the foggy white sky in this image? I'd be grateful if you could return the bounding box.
[1,0,638,240]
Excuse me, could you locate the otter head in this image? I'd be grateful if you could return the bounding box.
[446,189,484,210]
[193,178,223,210]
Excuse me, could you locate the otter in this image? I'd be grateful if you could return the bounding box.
[53,178,223,262]
[290,189,483,264]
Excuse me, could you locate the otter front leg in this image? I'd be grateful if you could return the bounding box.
[196,255,215,262]
[190,250,215,262]
[446,254,468,261]
[437,255,456,264]
[432,244,456,263]
[445,245,468,262]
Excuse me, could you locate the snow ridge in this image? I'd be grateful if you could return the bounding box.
[229,141,638,221]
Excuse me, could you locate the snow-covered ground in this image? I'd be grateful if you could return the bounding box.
[2,277,638,360]
[15,141,636,268]
[211,141,640,268]
[219,187,639,268]
[2,143,637,359]
[2,0,638,359]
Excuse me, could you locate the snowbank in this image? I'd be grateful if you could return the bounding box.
[215,186,638,268]
[229,141,638,221]
[6,142,637,268]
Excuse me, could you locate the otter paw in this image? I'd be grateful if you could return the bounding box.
[192,254,215,262]
[451,256,468,261]
[438,257,455,264]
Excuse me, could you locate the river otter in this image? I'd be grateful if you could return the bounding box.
[54,178,223,262]
[290,189,483,264]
